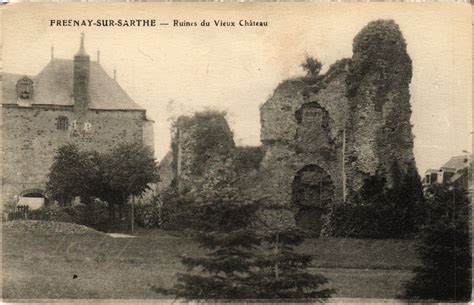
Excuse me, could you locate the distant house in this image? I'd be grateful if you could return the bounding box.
[423,155,471,190]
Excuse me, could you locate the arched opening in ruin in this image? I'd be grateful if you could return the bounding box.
[18,189,47,210]
[291,164,335,236]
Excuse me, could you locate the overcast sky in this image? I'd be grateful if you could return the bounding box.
[2,3,472,174]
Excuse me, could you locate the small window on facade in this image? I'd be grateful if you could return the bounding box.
[57,116,69,130]
[16,76,34,100]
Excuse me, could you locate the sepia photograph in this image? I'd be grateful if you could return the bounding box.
[1,3,472,302]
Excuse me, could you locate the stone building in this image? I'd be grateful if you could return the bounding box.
[258,20,417,234]
[2,34,154,208]
[161,20,418,236]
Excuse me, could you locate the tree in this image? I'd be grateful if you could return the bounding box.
[101,143,160,222]
[301,56,322,76]
[157,196,262,300]
[404,184,471,301]
[46,144,102,205]
[329,162,425,238]
[47,143,159,227]
[156,192,334,301]
[252,206,336,299]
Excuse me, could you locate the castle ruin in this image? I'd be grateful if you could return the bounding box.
[163,20,417,235]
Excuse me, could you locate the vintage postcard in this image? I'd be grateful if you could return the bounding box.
[1,2,472,303]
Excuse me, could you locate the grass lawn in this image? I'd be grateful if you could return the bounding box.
[2,222,419,300]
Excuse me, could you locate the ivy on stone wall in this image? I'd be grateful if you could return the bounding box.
[232,146,266,175]
[172,111,235,176]
[346,19,412,98]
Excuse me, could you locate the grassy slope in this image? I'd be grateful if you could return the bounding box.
[2,226,418,300]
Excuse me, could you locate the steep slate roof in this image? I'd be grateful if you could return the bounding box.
[441,155,470,172]
[2,59,144,110]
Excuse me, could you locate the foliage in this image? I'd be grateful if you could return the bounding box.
[156,196,262,300]
[346,19,412,98]
[4,198,18,214]
[328,162,424,238]
[62,201,109,231]
[160,187,235,232]
[252,206,336,299]
[23,202,109,231]
[134,195,163,229]
[301,56,322,76]
[324,58,351,82]
[160,188,195,230]
[158,186,334,301]
[404,184,472,301]
[46,143,159,225]
[232,146,265,175]
[100,143,160,207]
[171,111,235,176]
[29,205,73,223]
[46,144,102,205]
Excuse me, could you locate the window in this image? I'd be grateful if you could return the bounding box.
[16,76,34,99]
[425,174,431,184]
[57,116,69,130]
[295,102,329,128]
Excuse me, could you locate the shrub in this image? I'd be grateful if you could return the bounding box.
[403,184,472,301]
[301,56,322,76]
[62,201,109,231]
[134,198,162,229]
[21,202,109,231]
[232,146,265,175]
[29,205,72,223]
[171,111,235,176]
[160,188,229,232]
[327,163,424,239]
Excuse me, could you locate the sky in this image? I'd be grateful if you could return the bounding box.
[2,3,472,174]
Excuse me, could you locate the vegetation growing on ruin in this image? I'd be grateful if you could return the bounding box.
[232,146,266,175]
[171,110,235,176]
[301,56,322,77]
[346,19,412,98]
[327,162,424,239]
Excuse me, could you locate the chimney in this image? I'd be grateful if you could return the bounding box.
[73,33,90,111]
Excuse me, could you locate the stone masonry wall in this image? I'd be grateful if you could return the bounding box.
[258,61,350,207]
[2,105,146,202]
[257,20,415,235]
[345,20,415,192]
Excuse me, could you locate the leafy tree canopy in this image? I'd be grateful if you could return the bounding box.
[404,183,471,301]
[46,143,159,207]
[301,56,322,76]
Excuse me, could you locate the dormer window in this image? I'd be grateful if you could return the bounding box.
[16,76,34,100]
[57,116,69,130]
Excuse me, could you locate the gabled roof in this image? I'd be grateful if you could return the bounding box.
[2,59,144,111]
[441,155,471,172]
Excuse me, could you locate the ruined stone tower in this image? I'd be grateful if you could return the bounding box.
[258,20,416,235]
[158,19,417,236]
[345,20,415,193]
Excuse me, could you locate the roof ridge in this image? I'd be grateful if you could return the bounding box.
[2,58,145,111]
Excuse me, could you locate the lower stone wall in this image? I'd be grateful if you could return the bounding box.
[2,105,148,204]
[256,143,344,206]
